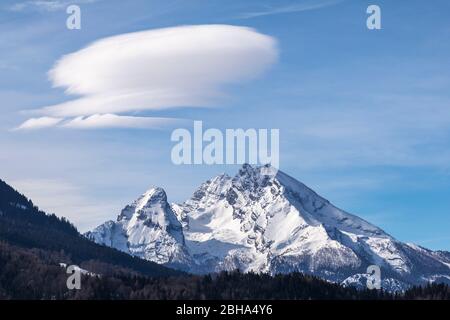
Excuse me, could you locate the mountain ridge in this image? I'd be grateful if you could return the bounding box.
[1,176,449,299]
[86,164,450,291]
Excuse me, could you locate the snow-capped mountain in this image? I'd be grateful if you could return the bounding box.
[86,187,191,269]
[86,164,450,290]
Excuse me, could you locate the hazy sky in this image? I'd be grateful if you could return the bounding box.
[1,0,450,250]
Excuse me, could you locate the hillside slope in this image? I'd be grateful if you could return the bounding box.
[0,179,182,278]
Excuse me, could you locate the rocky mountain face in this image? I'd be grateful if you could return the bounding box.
[86,187,192,270]
[86,164,450,291]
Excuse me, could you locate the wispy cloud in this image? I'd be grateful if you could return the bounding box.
[9,0,99,12]
[62,114,188,130]
[15,114,188,130]
[237,0,343,19]
[17,25,278,130]
[14,116,63,130]
[8,178,120,231]
[0,61,17,71]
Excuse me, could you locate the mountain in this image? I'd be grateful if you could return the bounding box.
[0,178,182,278]
[0,177,387,300]
[86,164,450,291]
[86,187,192,270]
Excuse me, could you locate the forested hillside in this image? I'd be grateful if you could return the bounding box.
[1,241,448,299]
[0,179,182,278]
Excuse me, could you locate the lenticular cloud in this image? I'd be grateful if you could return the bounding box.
[20,25,277,129]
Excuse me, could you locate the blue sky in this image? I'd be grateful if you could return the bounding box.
[1,0,450,250]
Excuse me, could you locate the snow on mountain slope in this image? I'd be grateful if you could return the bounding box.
[86,187,191,269]
[86,164,450,290]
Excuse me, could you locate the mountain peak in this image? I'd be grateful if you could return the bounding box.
[87,166,450,290]
[118,187,168,222]
[94,185,190,266]
[236,163,278,179]
[238,163,253,174]
[139,187,168,207]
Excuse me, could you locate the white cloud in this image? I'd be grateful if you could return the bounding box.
[15,116,63,130]
[18,25,277,130]
[62,113,188,129]
[15,114,187,130]
[38,25,276,115]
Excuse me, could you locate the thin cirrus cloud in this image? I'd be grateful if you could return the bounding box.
[15,114,188,130]
[62,114,189,129]
[15,116,63,130]
[17,24,278,130]
[237,0,343,19]
[9,0,100,12]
